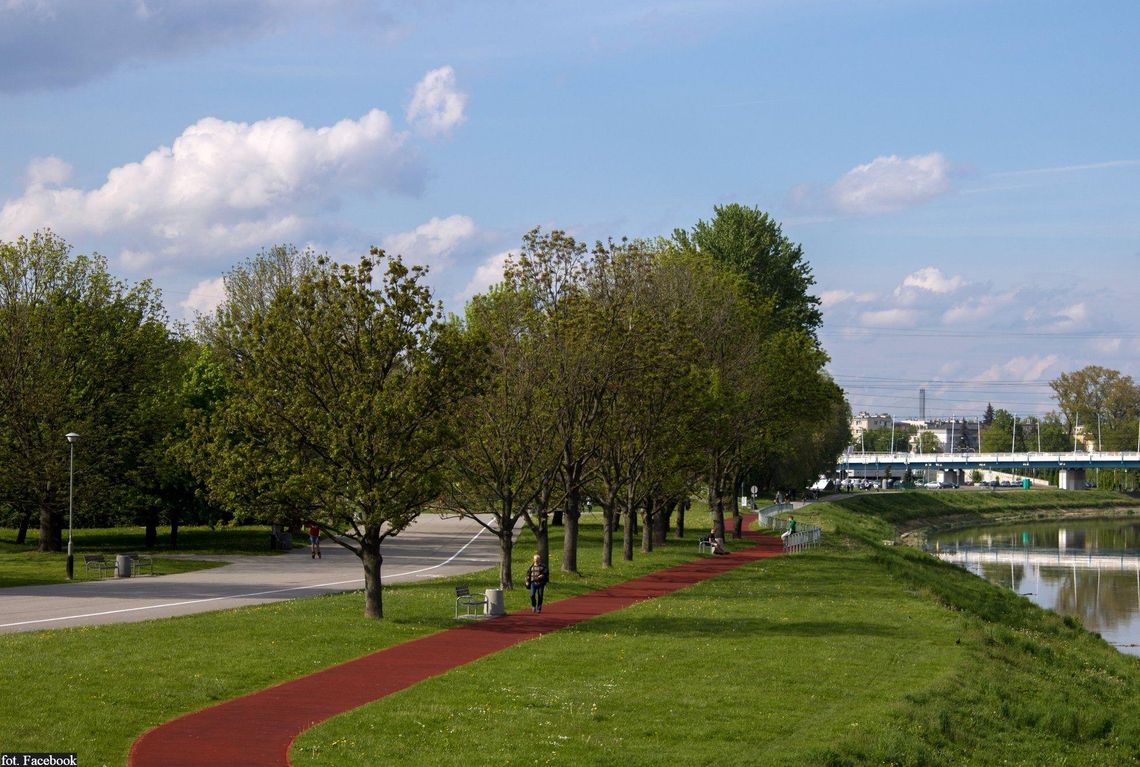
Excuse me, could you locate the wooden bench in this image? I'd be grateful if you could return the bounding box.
[455,585,488,619]
[125,552,155,576]
[83,554,114,579]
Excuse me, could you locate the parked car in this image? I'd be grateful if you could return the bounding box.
[922,481,942,489]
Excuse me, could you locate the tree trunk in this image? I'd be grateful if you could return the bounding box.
[731,489,742,540]
[640,501,653,554]
[601,505,615,568]
[654,499,673,546]
[170,510,180,550]
[498,527,514,589]
[622,498,635,562]
[675,499,687,538]
[38,502,61,552]
[361,538,384,619]
[561,489,580,574]
[536,511,550,569]
[15,512,30,544]
[145,514,158,548]
[709,462,726,540]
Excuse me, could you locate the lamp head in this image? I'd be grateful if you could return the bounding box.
[65,432,80,443]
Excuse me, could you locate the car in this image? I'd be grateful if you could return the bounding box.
[922,481,942,489]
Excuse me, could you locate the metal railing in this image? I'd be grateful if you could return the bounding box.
[756,504,821,552]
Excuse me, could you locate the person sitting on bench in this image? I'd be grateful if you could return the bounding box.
[704,528,728,555]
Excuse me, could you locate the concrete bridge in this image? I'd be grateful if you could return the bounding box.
[837,451,1140,489]
[933,546,1140,571]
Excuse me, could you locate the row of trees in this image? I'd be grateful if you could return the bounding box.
[1,206,850,618]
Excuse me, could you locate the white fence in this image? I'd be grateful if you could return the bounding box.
[756,503,821,552]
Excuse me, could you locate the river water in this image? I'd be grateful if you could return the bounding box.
[928,517,1140,657]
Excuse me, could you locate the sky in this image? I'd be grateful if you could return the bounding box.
[2,0,1137,422]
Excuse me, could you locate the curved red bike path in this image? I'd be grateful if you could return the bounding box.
[130,523,783,766]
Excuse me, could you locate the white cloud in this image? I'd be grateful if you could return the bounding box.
[826,152,952,215]
[457,250,509,302]
[893,266,966,305]
[381,214,476,270]
[859,308,920,327]
[24,155,72,188]
[406,66,467,137]
[820,289,876,307]
[941,291,1016,324]
[180,276,226,316]
[977,354,1059,384]
[1,108,423,272]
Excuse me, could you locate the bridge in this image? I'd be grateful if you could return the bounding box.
[932,546,1140,572]
[837,451,1140,489]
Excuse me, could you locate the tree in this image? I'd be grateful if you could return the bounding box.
[0,231,179,549]
[671,203,822,336]
[1050,366,1140,449]
[444,285,559,588]
[982,403,995,426]
[917,431,942,454]
[200,249,478,618]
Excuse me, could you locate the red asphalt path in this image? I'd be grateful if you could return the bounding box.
[130,523,782,767]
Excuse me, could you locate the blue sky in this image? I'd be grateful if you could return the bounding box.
[2,0,1137,421]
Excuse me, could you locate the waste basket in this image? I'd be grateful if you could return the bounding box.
[485,588,505,616]
[115,554,132,578]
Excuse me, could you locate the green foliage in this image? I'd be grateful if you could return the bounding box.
[0,231,184,546]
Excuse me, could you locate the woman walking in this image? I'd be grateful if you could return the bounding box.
[524,554,549,613]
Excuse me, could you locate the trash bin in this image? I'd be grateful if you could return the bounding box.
[485,588,505,616]
[1022,478,1031,490]
[115,554,132,578]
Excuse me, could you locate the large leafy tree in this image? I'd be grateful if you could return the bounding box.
[671,203,822,336]
[444,285,559,587]
[1050,366,1140,449]
[0,231,179,549]
[201,248,478,618]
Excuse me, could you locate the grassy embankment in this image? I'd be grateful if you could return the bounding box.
[2,497,1139,766]
[0,525,282,587]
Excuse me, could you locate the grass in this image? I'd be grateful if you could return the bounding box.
[0,524,283,587]
[1,502,1138,766]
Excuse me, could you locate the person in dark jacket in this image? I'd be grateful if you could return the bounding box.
[524,554,549,613]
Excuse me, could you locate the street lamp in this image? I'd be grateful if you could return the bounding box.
[65,432,79,580]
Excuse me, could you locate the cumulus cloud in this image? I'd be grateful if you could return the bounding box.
[0,0,395,93]
[791,152,953,216]
[406,66,468,137]
[180,276,226,316]
[977,354,1060,384]
[830,152,952,214]
[381,214,476,270]
[457,250,510,302]
[859,308,920,327]
[820,289,876,307]
[0,107,424,272]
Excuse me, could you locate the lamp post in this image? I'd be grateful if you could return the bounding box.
[65,432,79,580]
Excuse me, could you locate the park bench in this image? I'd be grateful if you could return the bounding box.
[83,554,114,579]
[126,552,155,576]
[698,539,717,554]
[455,585,488,619]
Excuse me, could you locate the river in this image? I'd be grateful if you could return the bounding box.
[928,517,1140,657]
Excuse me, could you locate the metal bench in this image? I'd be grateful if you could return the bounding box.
[83,554,114,579]
[455,585,488,619]
[126,552,154,576]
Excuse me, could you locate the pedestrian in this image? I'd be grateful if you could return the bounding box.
[308,522,321,559]
[524,554,549,613]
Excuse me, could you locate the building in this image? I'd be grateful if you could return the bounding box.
[850,412,892,438]
[906,418,980,453]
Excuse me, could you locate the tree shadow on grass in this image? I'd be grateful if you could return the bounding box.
[580,613,905,640]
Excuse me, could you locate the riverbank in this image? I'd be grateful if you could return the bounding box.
[822,488,1138,543]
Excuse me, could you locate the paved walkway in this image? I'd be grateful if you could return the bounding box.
[129,521,782,767]
[0,515,498,633]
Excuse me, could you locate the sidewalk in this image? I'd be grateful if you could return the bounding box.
[130,522,783,767]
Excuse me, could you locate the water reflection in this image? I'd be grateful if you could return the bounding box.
[929,518,1140,657]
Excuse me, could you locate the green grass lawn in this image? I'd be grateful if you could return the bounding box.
[0,525,284,587]
[1,504,1138,766]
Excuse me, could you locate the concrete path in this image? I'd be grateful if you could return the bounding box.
[0,515,499,633]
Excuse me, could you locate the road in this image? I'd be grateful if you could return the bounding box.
[0,514,501,634]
